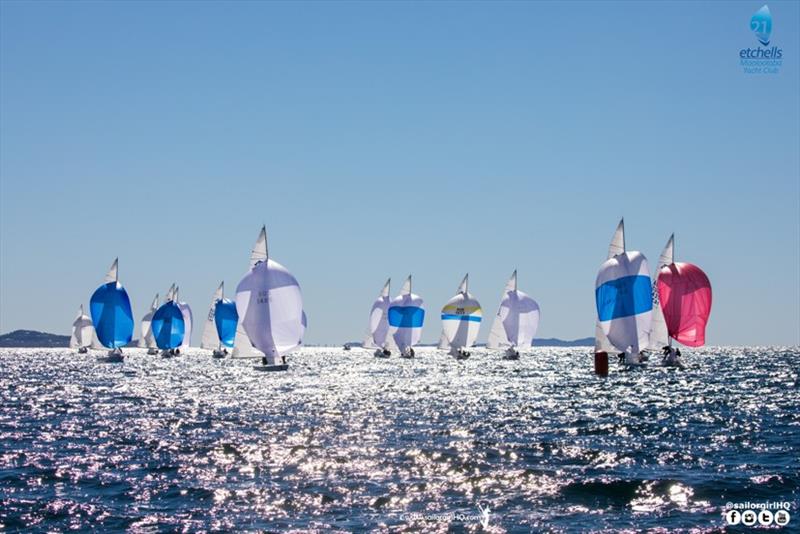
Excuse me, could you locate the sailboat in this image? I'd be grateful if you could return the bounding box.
[486,270,541,360]
[594,219,653,367]
[363,278,396,357]
[69,305,95,354]
[439,274,482,359]
[137,293,160,355]
[233,226,306,371]
[387,275,425,358]
[89,258,134,361]
[151,287,186,357]
[654,234,713,367]
[200,281,239,358]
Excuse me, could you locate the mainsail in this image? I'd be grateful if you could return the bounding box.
[176,287,193,349]
[595,219,625,353]
[487,270,540,350]
[364,278,394,349]
[151,288,186,350]
[234,226,306,364]
[387,275,425,352]
[201,282,238,350]
[595,251,653,354]
[89,258,134,349]
[647,235,674,350]
[69,305,95,349]
[201,282,225,349]
[440,274,482,350]
[138,293,159,349]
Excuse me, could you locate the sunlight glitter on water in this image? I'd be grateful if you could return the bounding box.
[0,346,798,531]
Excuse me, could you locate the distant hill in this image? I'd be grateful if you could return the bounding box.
[0,330,70,348]
[535,337,594,347]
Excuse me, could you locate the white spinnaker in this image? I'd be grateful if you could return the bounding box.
[364,278,392,349]
[234,227,305,364]
[201,282,224,350]
[440,274,482,350]
[487,271,540,350]
[138,293,159,348]
[236,259,305,364]
[70,305,95,349]
[595,219,625,353]
[648,234,674,350]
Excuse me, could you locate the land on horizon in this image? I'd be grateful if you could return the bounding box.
[0,329,598,348]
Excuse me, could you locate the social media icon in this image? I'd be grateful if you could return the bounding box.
[743,510,757,526]
[758,510,774,526]
[726,509,741,525]
[775,510,791,526]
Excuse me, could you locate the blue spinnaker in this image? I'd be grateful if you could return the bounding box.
[214,298,239,348]
[89,282,134,349]
[151,301,186,349]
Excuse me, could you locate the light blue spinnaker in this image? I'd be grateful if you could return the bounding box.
[89,258,134,349]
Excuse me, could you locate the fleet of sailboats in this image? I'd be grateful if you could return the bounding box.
[71,222,711,373]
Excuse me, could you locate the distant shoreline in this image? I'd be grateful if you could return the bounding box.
[0,329,595,348]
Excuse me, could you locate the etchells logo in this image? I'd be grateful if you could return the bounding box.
[750,5,772,45]
[740,4,783,74]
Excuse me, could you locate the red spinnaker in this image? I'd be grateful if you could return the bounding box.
[657,263,712,347]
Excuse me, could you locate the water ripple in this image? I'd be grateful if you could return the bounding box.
[0,346,797,531]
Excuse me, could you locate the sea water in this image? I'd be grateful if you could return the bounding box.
[0,347,797,532]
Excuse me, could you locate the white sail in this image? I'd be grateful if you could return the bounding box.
[596,251,653,354]
[648,234,674,351]
[364,278,392,349]
[164,283,176,303]
[235,227,305,364]
[595,220,624,353]
[609,218,625,258]
[387,275,425,351]
[201,282,224,350]
[440,274,482,350]
[250,225,268,268]
[177,297,193,349]
[231,321,258,358]
[70,305,95,349]
[487,270,540,350]
[103,258,118,284]
[138,293,159,348]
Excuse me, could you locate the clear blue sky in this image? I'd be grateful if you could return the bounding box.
[1,1,798,346]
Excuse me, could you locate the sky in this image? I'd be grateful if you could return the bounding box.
[1,1,798,346]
